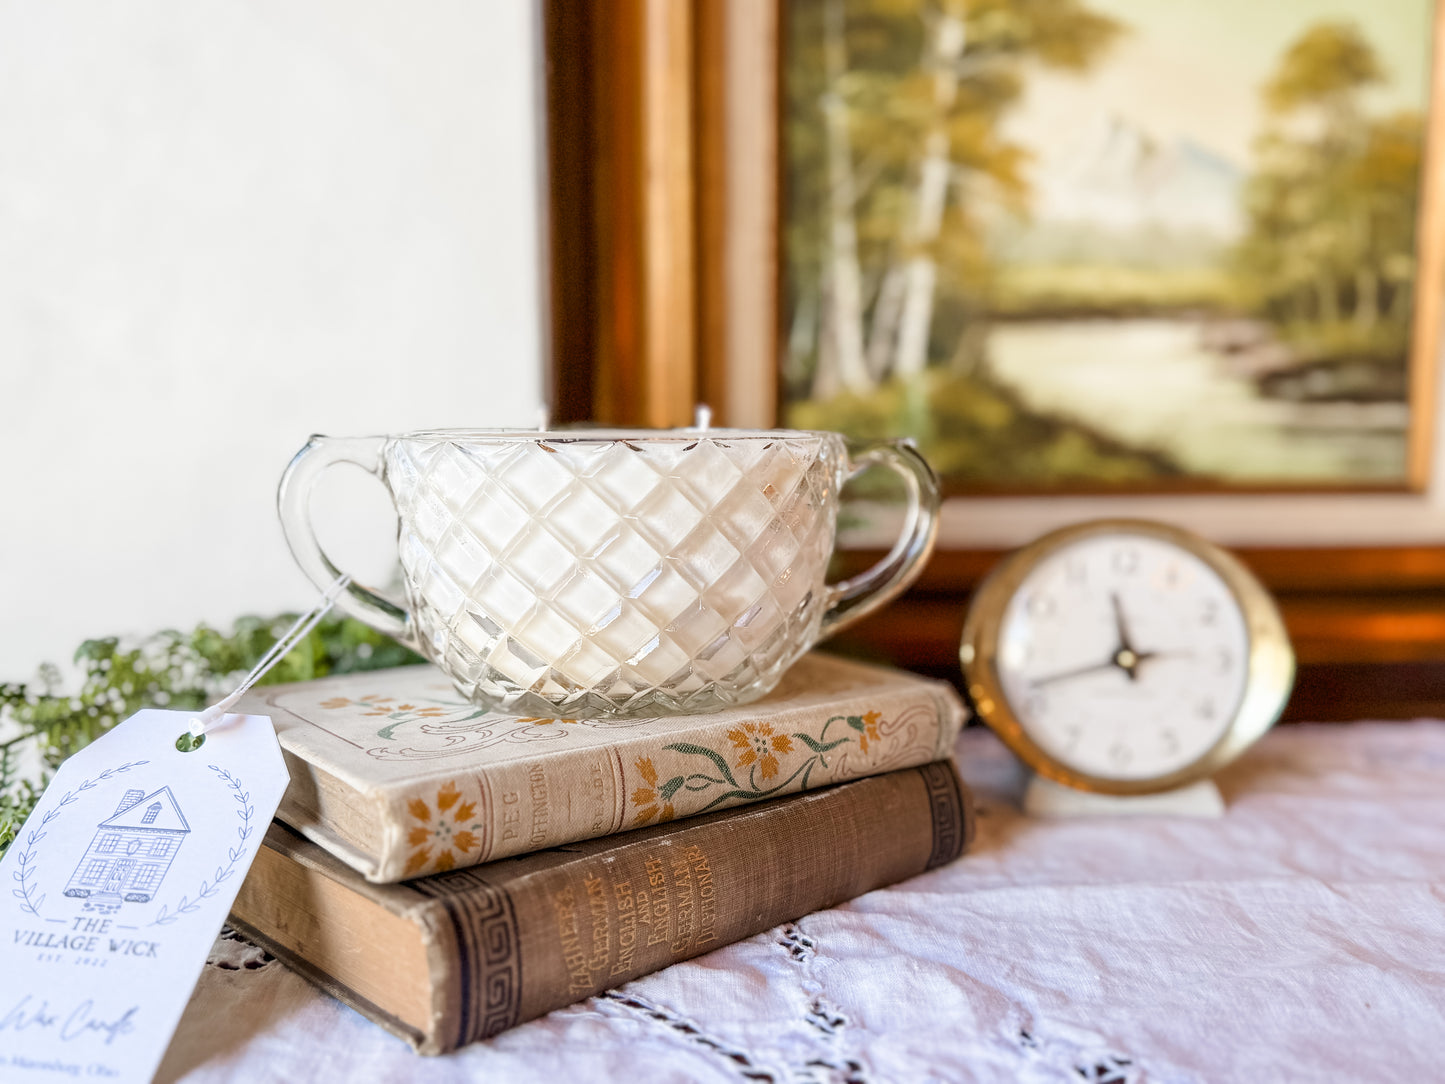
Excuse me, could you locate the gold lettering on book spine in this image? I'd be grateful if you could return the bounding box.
[483,754,619,864]
[549,844,723,995]
[684,845,717,947]
[612,880,638,976]
[583,875,611,978]
[670,851,695,955]
[526,764,549,849]
[552,884,592,996]
[638,854,671,947]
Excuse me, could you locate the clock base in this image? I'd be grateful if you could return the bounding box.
[1023,773,1225,819]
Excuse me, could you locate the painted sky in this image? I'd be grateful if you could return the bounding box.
[1004,0,1434,169]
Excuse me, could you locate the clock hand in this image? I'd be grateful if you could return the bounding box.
[1114,647,1196,682]
[1029,658,1120,688]
[1110,592,1136,653]
[1129,647,1194,667]
[1030,636,1191,689]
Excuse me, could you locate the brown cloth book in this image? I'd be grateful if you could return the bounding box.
[234,652,966,882]
[229,758,974,1054]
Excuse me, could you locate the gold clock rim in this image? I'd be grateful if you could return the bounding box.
[959,518,1296,796]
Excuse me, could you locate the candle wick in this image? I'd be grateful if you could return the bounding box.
[693,404,712,431]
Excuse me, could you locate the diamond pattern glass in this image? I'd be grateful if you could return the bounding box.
[385,433,842,717]
[280,429,938,719]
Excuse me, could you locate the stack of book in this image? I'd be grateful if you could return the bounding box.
[231,651,973,1054]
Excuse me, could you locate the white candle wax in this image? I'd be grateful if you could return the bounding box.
[399,430,835,702]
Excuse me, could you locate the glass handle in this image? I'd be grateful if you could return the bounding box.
[275,435,418,650]
[819,440,941,640]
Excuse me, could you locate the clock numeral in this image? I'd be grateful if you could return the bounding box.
[1163,562,1182,588]
[1065,559,1088,586]
[1215,647,1233,675]
[1108,742,1132,769]
[1111,547,1140,576]
[1027,592,1056,619]
[1200,598,1220,627]
[1023,692,1047,720]
[1160,729,1180,756]
[1197,698,1216,721]
[1062,725,1082,752]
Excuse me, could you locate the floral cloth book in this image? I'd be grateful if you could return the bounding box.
[234,651,966,883]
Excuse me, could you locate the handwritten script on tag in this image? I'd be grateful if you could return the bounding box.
[0,709,287,1084]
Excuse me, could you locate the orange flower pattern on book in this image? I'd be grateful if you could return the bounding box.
[320,694,451,719]
[853,710,882,753]
[630,757,680,827]
[639,705,895,818]
[404,781,482,876]
[727,722,795,781]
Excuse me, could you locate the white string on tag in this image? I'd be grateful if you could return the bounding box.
[186,573,352,740]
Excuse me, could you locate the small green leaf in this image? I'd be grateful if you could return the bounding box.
[663,741,739,787]
[792,733,851,753]
[660,776,685,801]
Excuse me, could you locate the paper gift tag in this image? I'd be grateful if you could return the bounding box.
[0,709,287,1084]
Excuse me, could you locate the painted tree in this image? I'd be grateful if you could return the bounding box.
[1237,21,1421,350]
[817,0,873,397]
[785,0,1122,400]
[887,0,1122,382]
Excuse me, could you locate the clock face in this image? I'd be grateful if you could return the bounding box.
[992,532,1251,782]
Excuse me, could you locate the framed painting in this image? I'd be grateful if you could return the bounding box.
[540,0,1445,716]
[781,0,1443,498]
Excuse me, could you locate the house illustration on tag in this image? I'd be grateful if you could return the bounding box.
[63,786,189,910]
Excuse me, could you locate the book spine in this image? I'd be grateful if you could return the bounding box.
[410,759,972,1052]
[378,681,964,882]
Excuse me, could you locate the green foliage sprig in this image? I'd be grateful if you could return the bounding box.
[0,614,422,856]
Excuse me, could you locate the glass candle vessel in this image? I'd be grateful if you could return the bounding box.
[278,428,939,717]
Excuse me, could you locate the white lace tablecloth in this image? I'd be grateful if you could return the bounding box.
[158,722,1445,1083]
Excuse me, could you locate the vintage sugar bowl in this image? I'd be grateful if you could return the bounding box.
[278,426,939,717]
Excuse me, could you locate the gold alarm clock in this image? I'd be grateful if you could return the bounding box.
[960,519,1295,796]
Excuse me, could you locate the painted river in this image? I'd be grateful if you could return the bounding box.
[987,318,1409,482]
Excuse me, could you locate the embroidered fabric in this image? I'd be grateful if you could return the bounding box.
[159,722,1445,1083]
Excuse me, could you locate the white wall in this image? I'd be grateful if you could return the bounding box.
[0,0,545,680]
